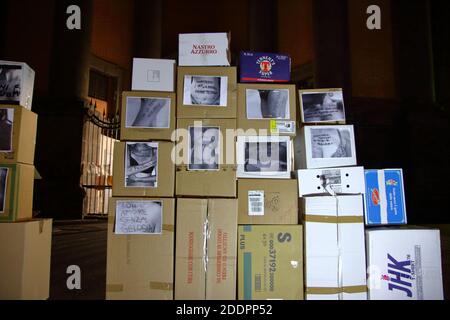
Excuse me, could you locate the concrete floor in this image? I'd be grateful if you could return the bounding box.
[49,220,450,300]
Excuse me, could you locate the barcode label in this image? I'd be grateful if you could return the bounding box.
[255,274,262,292]
[248,191,264,216]
[270,120,296,134]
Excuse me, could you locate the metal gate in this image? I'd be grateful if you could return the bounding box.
[80,100,120,218]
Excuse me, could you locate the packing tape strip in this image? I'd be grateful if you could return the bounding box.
[149,282,173,291]
[176,164,237,172]
[106,284,124,293]
[306,285,367,295]
[304,215,364,224]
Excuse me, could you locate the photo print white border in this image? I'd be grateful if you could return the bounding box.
[187,125,221,172]
[124,142,159,189]
[237,135,292,179]
[183,75,228,107]
[125,96,171,129]
[303,125,357,169]
[114,200,163,235]
[299,89,346,124]
[245,88,290,120]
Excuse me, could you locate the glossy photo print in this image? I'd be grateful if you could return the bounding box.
[125,142,158,188]
[183,75,228,107]
[0,108,13,152]
[301,90,345,123]
[115,200,162,235]
[246,89,290,119]
[125,97,171,129]
[310,127,353,159]
[188,126,220,171]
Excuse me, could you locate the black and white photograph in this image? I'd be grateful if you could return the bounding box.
[188,126,220,171]
[125,97,171,129]
[115,200,162,235]
[0,65,21,103]
[301,90,346,123]
[183,75,228,107]
[0,108,14,152]
[237,136,291,179]
[125,142,158,188]
[246,89,290,119]
[310,128,353,159]
[0,167,8,213]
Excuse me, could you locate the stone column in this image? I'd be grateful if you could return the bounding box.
[134,0,163,58]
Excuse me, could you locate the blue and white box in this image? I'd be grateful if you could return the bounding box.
[239,51,291,83]
[364,169,407,226]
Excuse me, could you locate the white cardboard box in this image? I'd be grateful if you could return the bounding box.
[0,61,35,110]
[303,195,367,300]
[366,228,444,300]
[179,33,231,67]
[297,125,357,169]
[132,58,176,92]
[297,166,365,197]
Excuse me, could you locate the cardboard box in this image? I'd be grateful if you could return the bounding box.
[366,228,443,300]
[0,163,34,222]
[297,125,357,169]
[302,195,367,300]
[120,91,176,141]
[106,197,175,300]
[132,58,176,92]
[175,119,236,197]
[0,219,52,300]
[297,167,365,197]
[177,67,237,119]
[112,141,175,198]
[0,61,35,110]
[175,199,237,300]
[364,169,407,226]
[179,33,231,66]
[0,105,37,164]
[238,179,298,225]
[299,89,346,124]
[239,51,291,83]
[237,84,297,136]
[238,225,304,300]
[236,136,294,179]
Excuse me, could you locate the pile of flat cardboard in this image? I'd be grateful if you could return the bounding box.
[0,60,52,300]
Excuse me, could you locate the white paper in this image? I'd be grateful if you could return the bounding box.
[300,90,346,123]
[248,190,265,216]
[0,61,35,109]
[188,126,220,171]
[183,75,228,107]
[179,33,230,66]
[115,200,163,235]
[246,89,290,120]
[125,142,158,188]
[132,58,176,92]
[125,96,170,129]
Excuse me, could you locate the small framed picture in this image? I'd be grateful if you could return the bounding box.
[188,126,220,171]
[183,75,228,107]
[0,108,14,152]
[125,96,171,129]
[115,200,163,235]
[303,125,357,169]
[245,88,290,120]
[125,142,158,188]
[0,167,8,213]
[299,89,346,123]
[237,136,292,179]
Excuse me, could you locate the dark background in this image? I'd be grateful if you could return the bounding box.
[0,0,449,224]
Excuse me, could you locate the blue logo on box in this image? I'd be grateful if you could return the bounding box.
[239,51,291,83]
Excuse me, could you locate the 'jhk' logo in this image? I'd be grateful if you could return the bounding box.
[384,254,413,298]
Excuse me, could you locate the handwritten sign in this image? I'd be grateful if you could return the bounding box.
[115,200,162,235]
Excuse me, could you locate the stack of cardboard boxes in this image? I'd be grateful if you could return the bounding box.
[0,60,52,300]
[236,52,303,300]
[296,89,368,300]
[106,58,177,300]
[174,33,238,300]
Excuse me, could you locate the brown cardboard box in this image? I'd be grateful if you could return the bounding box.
[238,225,304,300]
[238,179,298,225]
[177,67,237,119]
[0,163,34,222]
[0,105,37,165]
[237,84,297,136]
[120,91,176,141]
[175,119,236,198]
[175,199,237,300]
[0,219,52,300]
[106,197,175,300]
[112,141,175,197]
